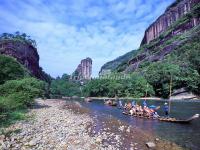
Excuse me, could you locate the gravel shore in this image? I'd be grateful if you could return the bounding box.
[0,99,183,150]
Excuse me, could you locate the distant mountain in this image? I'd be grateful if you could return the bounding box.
[99,50,137,75]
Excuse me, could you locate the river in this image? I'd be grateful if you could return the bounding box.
[75,99,200,150]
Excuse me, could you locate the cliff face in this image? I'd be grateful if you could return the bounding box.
[141,0,200,45]
[72,57,92,80]
[0,39,50,81]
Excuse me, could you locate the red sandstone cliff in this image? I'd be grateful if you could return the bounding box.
[141,0,200,45]
[72,57,92,80]
[0,39,50,82]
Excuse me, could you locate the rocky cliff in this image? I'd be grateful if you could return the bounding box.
[141,0,200,45]
[71,57,92,80]
[0,39,51,82]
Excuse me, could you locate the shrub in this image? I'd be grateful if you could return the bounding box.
[0,78,45,111]
[0,55,29,84]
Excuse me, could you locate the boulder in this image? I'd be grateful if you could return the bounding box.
[146,142,156,148]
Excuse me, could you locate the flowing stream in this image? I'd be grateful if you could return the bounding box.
[68,99,200,150]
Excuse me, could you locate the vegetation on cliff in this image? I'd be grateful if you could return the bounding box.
[0,31,37,48]
[142,62,200,98]
[100,50,137,73]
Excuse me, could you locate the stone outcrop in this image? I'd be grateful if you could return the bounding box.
[141,0,200,45]
[0,39,49,81]
[72,57,92,80]
[170,88,199,100]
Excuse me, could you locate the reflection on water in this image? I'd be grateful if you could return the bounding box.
[79,99,200,150]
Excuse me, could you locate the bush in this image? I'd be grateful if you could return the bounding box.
[178,68,200,95]
[0,55,29,84]
[0,78,45,112]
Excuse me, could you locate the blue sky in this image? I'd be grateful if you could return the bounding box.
[0,0,174,77]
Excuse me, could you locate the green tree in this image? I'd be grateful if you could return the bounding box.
[144,62,181,98]
[50,74,81,98]
[83,73,154,98]
[189,46,200,74]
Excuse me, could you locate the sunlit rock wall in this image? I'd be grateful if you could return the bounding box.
[141,0,200,45]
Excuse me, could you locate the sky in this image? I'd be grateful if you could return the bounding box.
[0,0,174,77]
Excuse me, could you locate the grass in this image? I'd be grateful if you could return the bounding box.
[0,109,28,128]
[0,109,28,138]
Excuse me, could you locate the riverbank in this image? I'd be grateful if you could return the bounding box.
[0,99,106,149]
[0,99,183,150]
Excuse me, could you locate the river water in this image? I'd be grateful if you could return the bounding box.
[78,99,200,150]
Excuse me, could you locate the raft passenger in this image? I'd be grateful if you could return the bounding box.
[126,102,132,110]
[143,100,147,107]
[130,107,136,115]
[119,100,123,108]
[164,102,169,117]
[131,101,135,108]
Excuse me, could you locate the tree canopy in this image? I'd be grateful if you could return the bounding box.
[50,74,81,98]
[83,73,154,98]
[0,31,37,48]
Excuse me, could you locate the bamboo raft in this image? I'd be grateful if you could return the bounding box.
[104,101,117,106]
[107,103,117,106]
[122,111,199,124]
[85,97,92,102]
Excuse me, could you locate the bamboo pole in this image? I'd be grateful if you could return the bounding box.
[145,83,148,97]
[169,75,172,113]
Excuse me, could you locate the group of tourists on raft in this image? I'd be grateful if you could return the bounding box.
[119,100,169,118]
